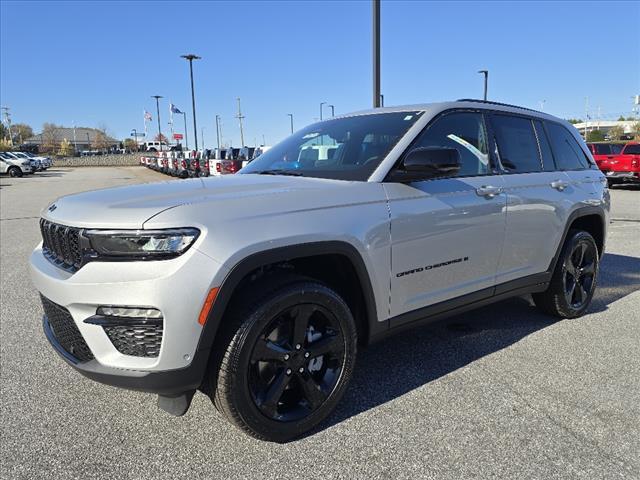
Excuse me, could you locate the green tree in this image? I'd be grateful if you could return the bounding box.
[567,118,583,124]
[154,133,169,143]
[0,138,13,151]
[58,138,74,156]
[586,130,605,142]
[617,115,626,121]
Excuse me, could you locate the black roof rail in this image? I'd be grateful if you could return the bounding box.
[456,98,542,114]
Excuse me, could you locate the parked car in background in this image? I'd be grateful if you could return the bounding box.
[238,147,256,168]
[144,141,169,152]
[0,152,33,177]
[594,142,640,185]
[587,143,625,169]
[3,151,42,172]
[20,151,52,169]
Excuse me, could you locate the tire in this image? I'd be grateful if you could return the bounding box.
[8,167,22,178]
[210,274,357,442]
[533,230,599,318]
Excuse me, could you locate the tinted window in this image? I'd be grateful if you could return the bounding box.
[533,120,556,171]
[611,144,625,154]
[492,115,541,172]
[242,111,422,181]
[623,144,640,154]
[546,122,590,170]
[409,112,490,177]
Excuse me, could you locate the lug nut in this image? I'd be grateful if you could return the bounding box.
[295,344,301,350]
[298,367,304,373]
[304,352,310,358]
[286,369,292,375]
[284,354,290,360]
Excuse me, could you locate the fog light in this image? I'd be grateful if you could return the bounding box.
[96,306,162,319]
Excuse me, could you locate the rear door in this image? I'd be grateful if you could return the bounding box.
[489,114,573,285]
[385,110,507,320]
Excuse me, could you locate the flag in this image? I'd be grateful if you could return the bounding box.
[144,110,152,122]
[170,104,183,115]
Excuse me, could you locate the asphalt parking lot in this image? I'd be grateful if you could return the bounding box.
[1,167,638,479]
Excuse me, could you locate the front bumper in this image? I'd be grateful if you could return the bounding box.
[30,242,229,386]
[43,314,208,395]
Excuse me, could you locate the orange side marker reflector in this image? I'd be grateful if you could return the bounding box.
[198,287,219,326]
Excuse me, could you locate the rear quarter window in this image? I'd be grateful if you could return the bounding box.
[623,144,640,155]
[545,122,590,170]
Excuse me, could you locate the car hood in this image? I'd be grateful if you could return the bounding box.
[41,174,384,229]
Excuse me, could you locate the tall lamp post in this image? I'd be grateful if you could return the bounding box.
[328,104,335,117]
[320,102,326,121]
[478,70,488,101]
[287,113,294,134]
[180,54,201,150]
[372,0,381,108]
[181,112,189,149]
[215,115,221,149]
[151,95,163,142]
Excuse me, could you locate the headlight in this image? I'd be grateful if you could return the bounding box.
[84,228,199,259]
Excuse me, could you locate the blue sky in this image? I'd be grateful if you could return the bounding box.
[1,0,639,146]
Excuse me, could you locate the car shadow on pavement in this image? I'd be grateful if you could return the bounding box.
[31,171,66,178]
[311,252,640,438]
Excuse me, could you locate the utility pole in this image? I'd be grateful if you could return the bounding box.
[151,95,163,143]
[478,70,488,101]
[539,100,546,112]
[215,115,221,149]
[287,113,294,134]
[372,0,381,108]
[236,97,245,147]
[201,128,205,149]
[585,96,590,140]
[181,54,201,150]
[262,134,266,145]
[73,123,78,153]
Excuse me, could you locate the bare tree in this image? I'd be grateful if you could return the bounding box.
[41,123,59,153]
[608,125,625,141]
[91,130,110,152]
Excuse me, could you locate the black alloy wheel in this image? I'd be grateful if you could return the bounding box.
[563,238,597,310]
[248,303,345,422]
[211,275,357,442]
[533,229,599,318]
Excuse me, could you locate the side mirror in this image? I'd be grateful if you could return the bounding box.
[403,147,461,176]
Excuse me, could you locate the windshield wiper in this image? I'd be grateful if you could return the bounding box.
[253,169,304,176]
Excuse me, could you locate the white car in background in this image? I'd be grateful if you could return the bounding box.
[0,152,33,177]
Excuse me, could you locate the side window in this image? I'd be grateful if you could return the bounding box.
[491,115,542,173]
[623,144,640,154]
[533,120,556,171]
[410,112,490,177]
[545,122,590,170]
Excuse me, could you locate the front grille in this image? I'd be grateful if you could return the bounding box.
[39,219,83,271]
[41,295,94,362]
[103,323,163,357]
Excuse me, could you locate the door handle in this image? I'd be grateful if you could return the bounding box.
[550,179,569,191]
[476,185,503,198]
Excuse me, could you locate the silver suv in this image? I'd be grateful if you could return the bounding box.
[30,100,609,442]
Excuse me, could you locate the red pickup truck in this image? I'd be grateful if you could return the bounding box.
[588,142,640,185]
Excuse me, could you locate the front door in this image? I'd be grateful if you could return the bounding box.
[385,111,507,321]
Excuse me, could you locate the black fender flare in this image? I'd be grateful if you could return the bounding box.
[196,241,381,358]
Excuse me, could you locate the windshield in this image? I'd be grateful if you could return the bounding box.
[240,111,422,181]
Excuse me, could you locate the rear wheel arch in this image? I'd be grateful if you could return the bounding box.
[549,207,606,273]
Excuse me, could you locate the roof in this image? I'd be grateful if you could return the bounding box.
[24,127,118,145]
[334,99,559,122]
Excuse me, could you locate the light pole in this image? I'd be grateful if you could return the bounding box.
[151,95,163,142]
[236,98,245,146]
[181,54,201,150]
[215,115,221,149]
[328,104,335,117]
[131,129,138,151]
[320,102,326,121]
[181,112,189,149]
[478,70,488,101]
[287,113,294,134]
[372,0,381,108]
